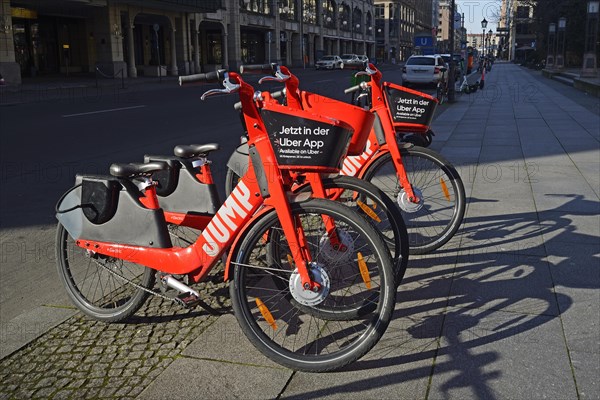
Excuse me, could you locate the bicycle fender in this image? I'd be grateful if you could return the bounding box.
[224,204,275,281]
[227,142,249,178]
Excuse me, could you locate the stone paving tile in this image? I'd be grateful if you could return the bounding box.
[537,211,600,245]
[427,307,577,400]
[447,252,558,316]
[281,308,443,400]
[0,266,230,399]
[138,357,291,400]
[0,306,76,359]
[571,351,600,400]
[181,313,280,368]
[459,202,547,258]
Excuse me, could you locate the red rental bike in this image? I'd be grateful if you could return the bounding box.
[55,69,396,372]
[207,66,409,283]
[226,63,466,254]
[343,63,466,254]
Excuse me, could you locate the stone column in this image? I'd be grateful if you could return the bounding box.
[226,0,241,70]
[308,33,315,65]
[169,27,178,75]
[193,17,200,73]
[222,31,229,69]
[127,20,137,77]
[0,0,20,84]
[291,33,303,66]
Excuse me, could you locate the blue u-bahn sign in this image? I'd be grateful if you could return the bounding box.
[414,36,435,55]
[414,36,433,48]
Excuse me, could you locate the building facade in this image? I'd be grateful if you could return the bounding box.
[499,0,536,62]
[373,0,434,62]
[0,0,376,84]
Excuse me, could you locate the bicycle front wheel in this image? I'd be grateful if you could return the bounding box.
[229,199,396,372]
[364,146,466,254]
[294,175,409,285]
[56,224,155,322]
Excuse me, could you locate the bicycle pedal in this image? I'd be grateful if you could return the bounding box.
[175,292,202,308]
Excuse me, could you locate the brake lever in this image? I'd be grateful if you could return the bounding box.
[258,69,290,84]
[355,64,377,77]
[200,74,240,100]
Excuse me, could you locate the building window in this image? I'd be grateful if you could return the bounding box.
[322,0,336,28]
[240,0,272,15]
[279,0,297,20]
[516,6,530,19]
[374,4,384,19]
[207,32,222,64]
[339,3,350,31]
[303,0,317,24]
[516,23,531,35]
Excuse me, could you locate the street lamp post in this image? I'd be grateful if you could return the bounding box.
[488,29,493,58]
[481,17,488,58]
[555,17,567,69]
[546,22,556,69]
[582,1,599,77]
[448,0,457,102]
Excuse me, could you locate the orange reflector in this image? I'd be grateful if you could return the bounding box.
[255,298,277,330]
[287,254,294,270]
[440,178,451,201]
[357,200,382,223]
[357,252,371,289]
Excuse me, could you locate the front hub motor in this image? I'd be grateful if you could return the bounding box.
[318,229,354,265]
[289,263,330,306]
[397,187,424,213]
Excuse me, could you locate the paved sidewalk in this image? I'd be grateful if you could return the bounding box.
[1,63,599,399]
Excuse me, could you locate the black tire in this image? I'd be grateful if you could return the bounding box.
[167,224,201,248]
[436,81,446,105]
[225,168,241,198]
[294,175,409,285]
[229,199,396,372]
[56,224,155,322]
[363,146,466,254]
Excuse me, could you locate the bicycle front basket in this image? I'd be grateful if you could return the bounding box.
[383,82,437,133]
[260,107,354,173]
[299,91,375,156]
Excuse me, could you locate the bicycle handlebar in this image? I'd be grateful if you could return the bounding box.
[239,64,277,75]
[233,90,284,110]
[344,85,361,94]
[342,62,368,71]
[179,69,226,86]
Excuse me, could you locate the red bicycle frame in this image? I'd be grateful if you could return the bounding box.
[263,65,421,203]
[339,65,424,203]
[74,72,324,290]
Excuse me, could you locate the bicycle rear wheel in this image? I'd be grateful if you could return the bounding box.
[364,146,466,254]
[56,224,155,322]
[229,199,395,372]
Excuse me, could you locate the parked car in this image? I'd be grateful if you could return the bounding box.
[401,54,448,86]
[315,55,343,70]
[340,54,359,65]
[356,55,369,64]
[342,54,369,69]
